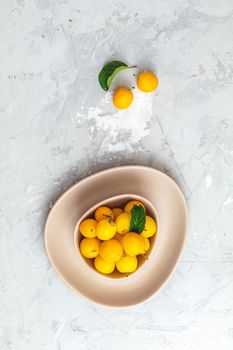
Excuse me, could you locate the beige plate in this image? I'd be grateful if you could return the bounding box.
[44,166,188,307]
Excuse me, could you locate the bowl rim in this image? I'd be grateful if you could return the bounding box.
[73,193,159,280]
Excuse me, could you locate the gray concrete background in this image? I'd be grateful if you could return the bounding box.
[1,0,233,349]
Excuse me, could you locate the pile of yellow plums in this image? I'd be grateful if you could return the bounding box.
[79,200,157,276]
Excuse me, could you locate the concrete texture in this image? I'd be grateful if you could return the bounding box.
[1,0,233,349]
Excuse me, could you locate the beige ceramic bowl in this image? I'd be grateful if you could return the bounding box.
[44,166,188,307]
[74,194,159,279]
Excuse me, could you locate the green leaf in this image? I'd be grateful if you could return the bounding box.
[129,205,146,233]
[98,61,128,91]
[107,66,129,89]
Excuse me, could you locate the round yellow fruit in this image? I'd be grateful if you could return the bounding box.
[80,237,100,258]
[113,87,133,109]
[94,256,115,274]
[124,200,145,214]
[122,232,145,256]
[95,206,113,222]
[141,216,157,238]
[115,213,131,234]
[116,253,137,273]
[114,232,124,244]
[79,218,97,238]
[96,219,117,240]
[112,207,123,219]
[143,238,150,252]
[99,239,123,263]
[137,71,158,92]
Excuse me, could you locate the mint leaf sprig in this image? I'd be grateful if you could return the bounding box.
[129,205,146,233]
